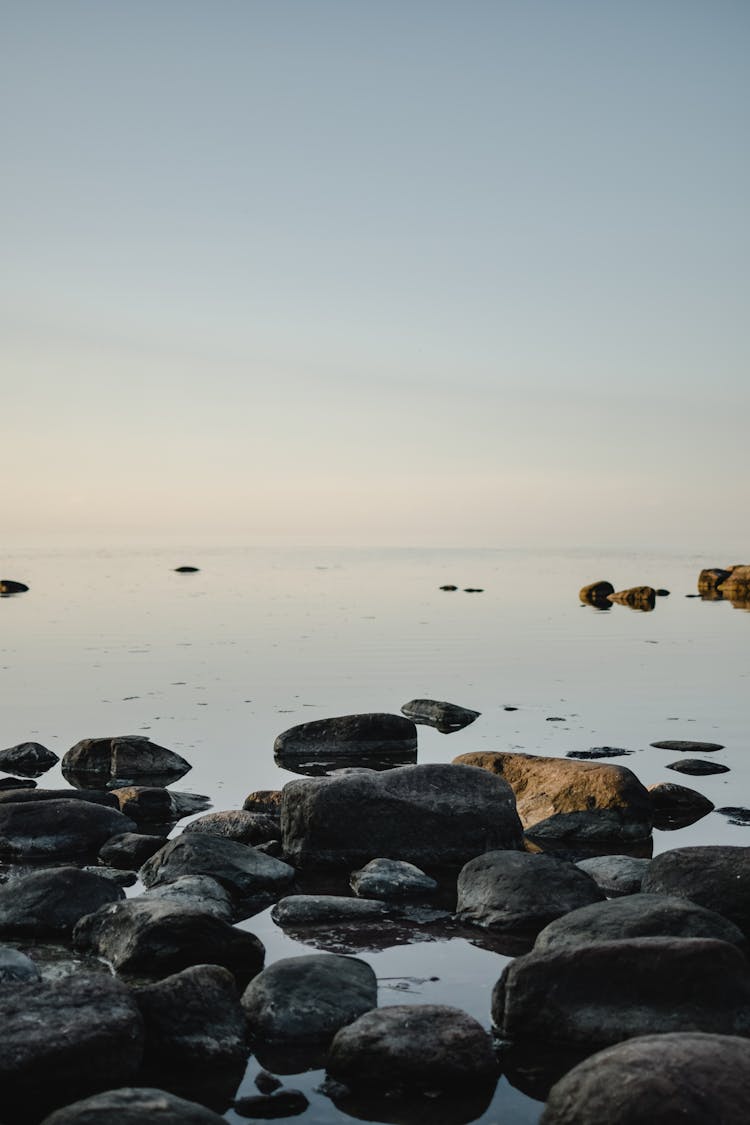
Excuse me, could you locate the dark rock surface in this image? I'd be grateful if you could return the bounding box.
[540,1032,750,1125]
[0,797,136,859]
[242,954,377,1043]
[0,947,41,982]
[243,790,283,816]
[493,937,750,1048]
[579,580,614,604]
[327,1004,498,1093]
[274,713,417,758]
[0,866,124,937]
[0,579,29,593]
[400,698,480,731]
[139,833,295,899]
[0,741,59,777]
[62,735,192,784]
[135,963,247,1066]
[233,1091,309,1119]
[350,858,437,899]
[40,1087,225,1124]
[651,740,724,752]
[566,747,633,759]
[111,786,174,824]
[175,566,200,572]
[183,809,281,845]
[575,855,649,897]
[272,895,390,927]
[140,875,234,921]
[0,787,117,807]
[607,586,656,610]
[456,851,604,936]
[533,894,747,953]
[281,762,524,868]
[648,782,714,819]
[666,758,730,776]
[100,832,167,869]
[698,567,732,591]
[641,845,750,934]
[82,865,138,887]
[717,807,750,826]
[0,776,36,790]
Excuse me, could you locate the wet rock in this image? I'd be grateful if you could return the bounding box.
[82,865,138,888]
[650,739,724,752]
[62,735,192,784]
[111,786,174,825]
[566,747,633,760]
[400,699,480,731]
[140,875,234,921]
[243,790,282,816]
[493,937,750,1048]
[454,751,652,841]
[698,567,732,592]
[718,564,750,599]
[0,974,144,1114]
[99,832,167,870]
[0,786,118,807]
[0,947,41,983]
[533,894,747,953]
[281,762,524,869]
[641,846,750,935]
[666,759,730,776]
[274,713,417,760]
[463,587,484,592]
[439,584,458,591]
[134,963,247,1066]
[234,1091,309,1119]
[456,851,604,937]
[648,783,714,824]
[350,858,437,899]
[327,1004,498,1093]
[255,1071,282,1094]
[0,776,36,790]
[717,807,750,826]
[579,580,614,604]
[183,809,281,845]
[0,866,124,937]
[655,588,670,596]
[272,895,390,927]
[174,566,200,573]
[607,586,656,610]
[140,834,295,901]
[575,855,650,897]
[0,579,29,594]
[168,791,212,819]
[242,954,377,1043]
[74,898,265,981]
[0,741,59,777]
[540,1032,750,1125]
[41,1087,224,1124]
[0,798,136,860]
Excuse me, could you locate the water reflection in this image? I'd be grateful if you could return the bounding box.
[325,1079,499,1125]
[274,751,416,778]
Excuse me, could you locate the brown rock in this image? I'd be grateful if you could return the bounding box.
[606,586,656,610]
[579,580,614,604]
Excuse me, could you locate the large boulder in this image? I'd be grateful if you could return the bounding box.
[0,866,124,937]
[0,798,136,860]
[493,937,750,1049]
[139,834,295,900]
[533,894,747,953]
[182,810,281,845]
[698,567,732,592]
[456,851,604,936]
[0,787,118,807]
[242,954,377,1043]
[540,1032,750,1125]
[274,713,417,759]
[0,741,59,777]
[327,1004,498,1093]
[641,846,750,935]
[281,763,524,868]
[40,1088,225,1125]
[0,974,144,1115]
[454,751,652,841]
[134,964,247,1067]
[62,736,192,784]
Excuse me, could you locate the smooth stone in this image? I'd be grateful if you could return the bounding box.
[0,741,59,777]
[454,751,652,841]
[0,776,37,790]
[350,858,437,899]
[174,566,200,573]
[606,586,656,610]
[400,698,480,731]
[242,954,377,1044]
[281,762,524,869]
[140,875,234,921]
[134,963,247,1066]
[0,946,41,983]
[40,1088,225,1124]
[579,580,615,604]
[566,747,633,759]
[272,895,390,927]
[255,1071,282,1094]
[82,866,138,888]
[648,783,714,818]
[666,759,730,776]
[139,833,295,900]
[183,809,281,845]
[62,735,192,782]
[0,866,124,937]
[243,790,282,816]
[533,894,747,953]
[327,1004,498,1093]
[493,937,750,1048]
[650,740,724,752]
[456,851,604,936]
[0,798,136,860]
[641,846,750,935]
[655,588,670,596]
[540,1033,750,1125]
[575,855,650,897]
[439,584,458,590]
[0,787,118,808]
[0,579,29,593]
[274,713,417,758]
[99,832,167,870]
[234,1091,309,1119]
[698,567,732,591]
[717,807,750,826]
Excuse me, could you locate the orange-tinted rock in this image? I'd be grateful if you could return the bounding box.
[607,586,656,610]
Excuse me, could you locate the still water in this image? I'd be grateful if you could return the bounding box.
[1,546,748,1122]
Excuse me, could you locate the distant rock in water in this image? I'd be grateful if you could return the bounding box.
[0,776,36,791]
[655,588,670,596]
[274,713,417,759]
[716,807,750,827]
[401,698,480,732]
[174,566,200,573]
[567,748,633,760]
[698,567,732,593]
[666,759,730,776]
[439,584,458,591]
[463,587,484,592]
[0,742,59,778]
[651,740,724,753]
[579,580,614,606]
[62,735,192,785]
[607,586,656,611]
[0,579,29,594]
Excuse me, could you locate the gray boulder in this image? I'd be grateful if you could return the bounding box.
[534,894,747,953]
[134,964,247,1066]
[0,947,41,983]
[271,895,390,927]
[140,875,234,921]
[456,851,604,936]
[242,954,376,1043]
[0,866,124,937]
[648,782,714,823]
[540,1032,750,1125]
[40,1088,225,1124]
[641,846,750,935]
[575,855,650,897]
[62,735,192,784]
[400,699,480,731]
[666,759,730,776]
[0,798,136,860]
[281,763,523,869]
[139,833,295,900]
[182,809,281,845]
[493,937,750,1048]
[99,832,166,870]
[350,858,437,899]
[274,713,417,758]
[327,1004,498,1092]
[0,741,59,777]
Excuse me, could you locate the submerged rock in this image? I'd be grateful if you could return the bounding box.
[666,759,730,776]
[139,834,295,900]
[62,735,192,784]
[233,1090,309,1119]
[350,858,437,899]
[41,1087,225,1124]
[641,846,750,934]
[243,790,282,817]
[274,713,417,759]
[0,579,29,594]
[272,895,390,927]
[174,566,200,573]
[0,866,124,937]
[135,963,247,1067]
[650,740,724,752]
[400,698,480,731]
[99,832,167,870]
[717,807,750,826]
[575,855,650,897]
[0,797,136,860]
[698,567,732,592]
[566,747,633,760]
[0,741,59,777]
[648,782,714,828]
[281,762,524,869]
[607,586,656,610]
[183,809,281,845]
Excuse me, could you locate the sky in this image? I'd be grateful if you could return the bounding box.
[2,0,748,550]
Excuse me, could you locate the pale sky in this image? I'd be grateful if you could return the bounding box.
[2,1,748,549]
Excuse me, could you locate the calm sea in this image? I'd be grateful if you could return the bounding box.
[1,546,747,1123]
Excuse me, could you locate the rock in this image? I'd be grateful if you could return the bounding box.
[717,807,750,826]
[400,698,480,731]
[99,832,167,869]
[255,1072,281,1094]
[168,791,212,819]
[456,851,604,936]
[0,974,144,1113]
[655,588,670,596]
[74,898,265,980]
[463,587,484,592]
[648,782,714,826]
[243,790,282,816]
[718,564,750,598]
[242,954,377,1043]
[271,895,390,927]
[327,1004,498,1092]
[350,858,437,899]
[0,786,118,807]
[274,713,417,759]
[134,963,247,1066]
[575,855,650,897]
[0,797,136,860]
[139,834,295,901]
[183,810,281,845]
[566,747,633,759]
[174,566,200,573]
[40,1087,225,1124]
[579,580,614,604]
[82,866,138,887]
[0,776,36,790]
[111,786,174,824]
[140,875,234,921]
[0,947,41,983]
[0,741,59,777]
[641,846,750,934]
[233,1091,309,1119]
[62,735,192,784]
[540,1032,750,1125]
[650,739,724,752]
[533,894,747,953]
[666,759,730,776]
[493,937,750,1048]
[281,762,524,869]
[0,866,124,937]
[256,839,283,857]
[454,751,652,841]
[607,586,656,610]
[439,584,458,590]
[698,567,732,592]
[0,579,29,594]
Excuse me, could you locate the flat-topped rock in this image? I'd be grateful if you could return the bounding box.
[0,741,59,777]
[41,1088,225,1124]
[400,699,480,731]
[140,834,295,900]
[0,798,136,860]
[651,740,724,752]
[641,846,750,935]
[274,713,417,758]
[0,866,124,937]
[666,759,730,776]
[62,736,192,783]
[183,809,281,845]
[350,858,437,899]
